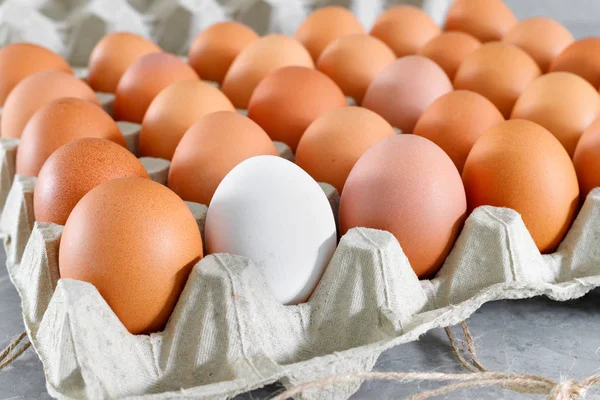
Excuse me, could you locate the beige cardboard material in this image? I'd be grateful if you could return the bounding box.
[5,174,600,400]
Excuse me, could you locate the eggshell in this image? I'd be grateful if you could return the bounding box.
[418,31,481,79]
[295,107,396,193]
[444,0,517,42]
[187,22,259,84]
[511,72,600,157]
[462,120,579,253]
[573,117,600,198]
[549,38,600,88]
[339,135,467,278]
[59,177,203,334]
[294,6,365,62]
[370,6,440,57]
[247,66,347,151]
[503,17,574,72]
[1,70,99,139]
[113,52,199,123]
[0,42,72,106]
[205,155,337,304]
[168,112,278,206]
[34,138,149,226]
[87,32,161,93]
[414,90,504,172]
[16,98,127,177]
[362,55,453,133]
[139,80,235,160]
[221,35,315,109]
[317,34,396,104]
[454,42,541,118]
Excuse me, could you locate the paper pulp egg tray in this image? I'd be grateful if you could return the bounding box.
[2,131,600,400]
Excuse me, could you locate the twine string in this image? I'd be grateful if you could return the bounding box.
[0,331,31,370]
[271,321,600,400]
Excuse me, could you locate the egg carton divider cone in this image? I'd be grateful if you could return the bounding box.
[2,134,600,399]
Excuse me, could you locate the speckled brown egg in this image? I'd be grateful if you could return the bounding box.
[295,6,365,62]
[59,177,203,334]
[503,17,574,72]
[511,72,600,157]
[139,80,235,160]
[113,52,199,123]
[370,6,440,57]
[362,55,453,133]
[168,111,278,205]
[549,38,600,89]
[414,90,504,172]
[1,70,99,139]
[248,66,347,151]
[34,138,148,226]
[462,120,579,253]
[418,31,481,79]
[573,116,600,199]
[187,21,259,84]
[0,42,72,106]
[295,106,396,193]
[16,98,127,177]
[221,35,314,109]
[87,32,161,93]
[317,34,396,104]
[444,0,517,42]
[339,134,467,278]
[454,42,541,118]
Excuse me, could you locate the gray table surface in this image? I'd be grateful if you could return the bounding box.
[3,1,600,399]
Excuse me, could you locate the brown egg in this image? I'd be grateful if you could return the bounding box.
[317,34,396,104]
[462,120,579,253]
[16,98,127,177]
[414,90,504,172]
[444,0,517,42]
[295,107,396,193]
[87,32,161,93]
[187,22,259,84]
[549,38,600,89]
[573,117,600,199]
[503,17,574,72]
[370,6,440,57]
[139,80,235,160]
[34,138,148,226]
[113,52,199,123]
[221,35,315,109]
[295,6,365,62]
[59,177,203,334]
[340,134,467,278]
[168,112,278,205]
[247,66,347,151]
[362,55,453,133]
[511,72,600,157]
[0,42,72,106]
[418,31,481,79]
[454,42,541,118]
[1,70,99,139]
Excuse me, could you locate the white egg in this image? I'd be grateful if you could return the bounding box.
[205,155,337,304]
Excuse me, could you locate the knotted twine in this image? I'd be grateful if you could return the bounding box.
[271,322,600,400]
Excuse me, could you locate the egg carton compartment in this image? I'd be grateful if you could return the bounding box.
[4,170,600,400]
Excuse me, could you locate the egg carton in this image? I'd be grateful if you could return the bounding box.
[2,133,600,400]
[0,0,452,66]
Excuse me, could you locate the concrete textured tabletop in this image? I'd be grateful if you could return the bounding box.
[2,1,600,399]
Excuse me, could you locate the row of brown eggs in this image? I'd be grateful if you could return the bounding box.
[2,0,600,335]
